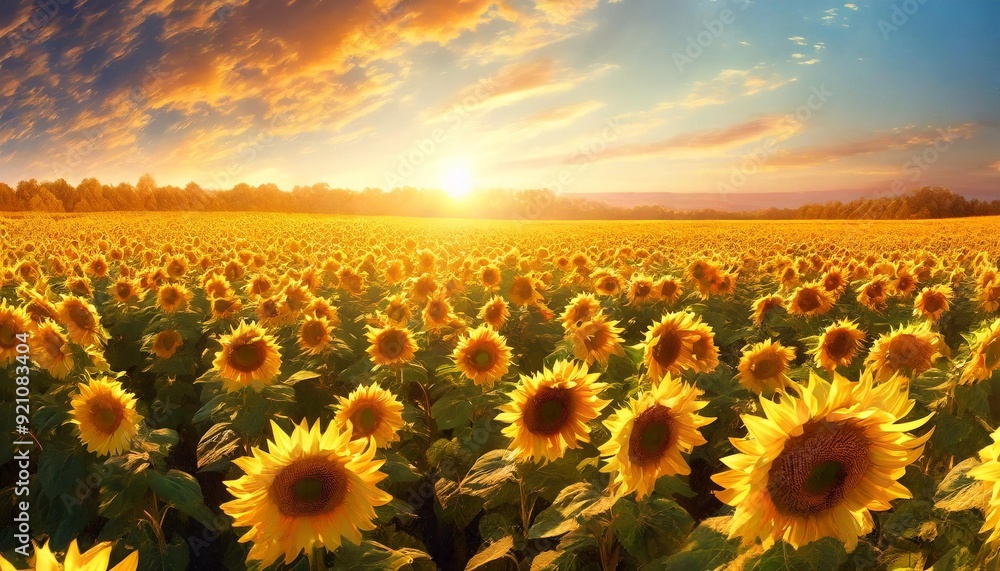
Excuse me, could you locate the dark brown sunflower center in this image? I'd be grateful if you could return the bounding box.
[228,341,266,372]
[485,304,503,322]
[886,334,931,371]
[922,293,945,314]
[0,322,18,348]
[795,289,821,312]
[584,326,610,353]
[90,397,124,434]
[824,330,855,360]
[692,335,712,360]
[116,284,133,298]
[302,321,326,345]
[628,405,675,467]
[634,283,651,298]
[750,353,783,380]
[213,298,235,314]
[823,275,842,291]
[661,282,678,297]
[652,329,683,368]
[69,305,95,329]
[983,337,1000,370]
[162,289,179,305]
[600,277,617,291]
[378,330,407,360]
[483,270,500,285]
[511,281,533,300]
[523,386,573,435]
[766,421,871,517]
[865,283,884,298]
[351,405,380,436]
[387,305,407,322]
[271,458,348,517]
[428,301,446,320]
[897,276,914,291]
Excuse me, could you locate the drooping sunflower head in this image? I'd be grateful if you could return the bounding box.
[811,320,866,371]
[712,371,933,550]
[509,275,544,307]
[150,330,183,359]
[969,428,1000,547]
[383,294,413,326]
[0,301,31,366]
[409,273,438,304]
[29,319,75,379]
[334,383,405,448]
[480,295,510,330]
[366,324,417,368]
[69,377,143,456]
[641,312,701,380]
[221,419,392,567]
[913,285,952,322]
[788,283,835,317]
[655,276,683,305]
[737,339,797,395]
[28,539,139,571]
[560,293,602,331]
[453,324,512,387]
[208,295,242,320]
[213,321,283,392]
[752,294,787,325]
[688,320,719,374]
[56,295,106,347]
[298,316,334,356]
[599,374,713,498]
[961,319,1000,385]
[496,360,610,464]
[569,315,625,366]
[865,322,944,381]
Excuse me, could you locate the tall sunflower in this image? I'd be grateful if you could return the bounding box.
[69,377,143,456]
[366,324,417,368]
[961,319,1000,384]
[452,324,512,388]
[639,312,700,380]
[599,374,713,498]
[222,419,392,567]
[496,360,610,464]
[568,316,625,366]
[213,321,283,392]
[737,339,797,394]
[810,320,866,371]
[865,322,945,381]
[969,428,1000,547]
[712,371,933,550]
[334,384,405,448]
[422,292,456,331]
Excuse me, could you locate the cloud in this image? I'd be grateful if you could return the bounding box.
[992,160,1000,172]
[656,66,797,110]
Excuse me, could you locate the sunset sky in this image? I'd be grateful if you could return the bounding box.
[1,0,998,199]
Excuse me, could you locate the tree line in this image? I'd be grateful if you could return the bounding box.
[1,176,997,220]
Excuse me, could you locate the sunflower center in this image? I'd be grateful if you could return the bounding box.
[116,283,132,298]
[585,326,609,352]
[42,330,65,358]
[635,283,651,298]
[379,330,406,359]
[661,282,677,297]
[601,277,617,292]
[352,406,379,436]
[162,289,179,305]
[524,386,573,436]
[692,335,712,360]
[652,329,682,368]
[0,322,17,348]
[628,405,675,467]
[467,344,496,372]
[824,330,855,360]
[897,276,914,291]
[271,457,348,517]
[750,353,783,380]
[302,321,326,345]
[866,283,884,298]
[795,289,821,312]
[886,334,931,372]
[823,275,842,291]
[983,337,1000,370]
[922,293,944,314]
[89,397,124,434]
[766,421,871,517]
[69,305,95,329]
[428,301,446,320]
[229,341,266,373]
[156,332,179,351]
[213,298,235,314]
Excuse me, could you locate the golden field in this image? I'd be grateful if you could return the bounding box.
[3,212,1000,571]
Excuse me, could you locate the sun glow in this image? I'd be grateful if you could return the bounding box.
[441,163,474,198]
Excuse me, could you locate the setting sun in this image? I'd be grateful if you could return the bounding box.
[441,163,474,198]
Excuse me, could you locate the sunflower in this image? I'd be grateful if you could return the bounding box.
[569,315,625,366]
[655,276,683,305]
[857,276,891,312]
[712,371,933,550]
[12,539,139,571]
[913,285,952,322]
[366,324,417,368]
[150,330,183,359]
[422,292,456,331]
[560,293,602,331]
[213,321,283,392]
[599,374,713,498]
[480,295,510,330]
[820,268,847,298]
[221,419,392,567]
[811,320,866,371]
[496,360,610,464]
[969,428,1000,547]
[299,316,334,356]
[0,301,31,367]
[409,273,438,304]
[509,275,544,307]
[452,324,512,387]
[383,294,412,326]
[979,277,1000,313]
[961,319,1000,384]
[480,265,502,289]
[626,275,657,306]
[787,283,835,317]
[751,294,787,325]
[865,322,944,381]
[56,295,106,347]
[689,320,720,374]
[592,269,623,297]
[737,339,797,395]
[29,319,75,379]
[208,295,242,320]
[640,312,700,380]
[156,283,193,313]
[69,377,143,456]
[109,278,140,304]
[334,383,405,448]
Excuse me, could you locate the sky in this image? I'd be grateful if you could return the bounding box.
[1,0,999,200]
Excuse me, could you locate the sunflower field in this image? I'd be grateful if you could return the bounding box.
[3,212,1000,571]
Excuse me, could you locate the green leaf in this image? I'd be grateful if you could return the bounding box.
[610,496,693,564]
[332,540,432,570]
[431,386,475,429]
[527,481,613,539]
[650,516,740,571]
[434,477,483,528]
[146,469,216,528]
[745,537,848,571]
[460,449,518,503]
[285,370,321,384]
[934,457,992,512]
[464,535,514,571]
